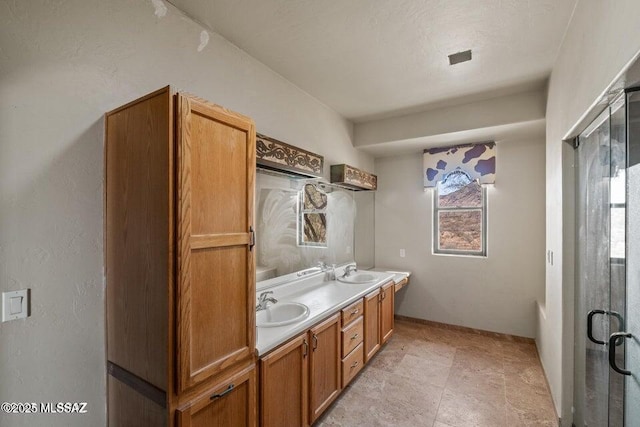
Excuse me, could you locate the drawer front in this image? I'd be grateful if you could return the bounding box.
[341,299,364,327]
[341,343,364,388]
[176,364,257,427]
[394,277,408,292]
[341,316,364,357]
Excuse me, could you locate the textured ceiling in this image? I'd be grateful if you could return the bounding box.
[169,0,577,121]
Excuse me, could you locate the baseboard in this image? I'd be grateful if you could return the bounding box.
[394,314,535,343]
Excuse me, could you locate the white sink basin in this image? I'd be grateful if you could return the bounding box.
[337,273,378,284]
[257,302,310,328]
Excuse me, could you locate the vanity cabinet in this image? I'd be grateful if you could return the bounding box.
[363,288,381,362]
[258,314,340,426]
[380,281,395,344]
[260,333,309,427]
[258,277,399,425]
[309,313,341,423]
[105,87,256,426]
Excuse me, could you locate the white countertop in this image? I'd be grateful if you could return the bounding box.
[369,268,411,285]
[255,266,411,356]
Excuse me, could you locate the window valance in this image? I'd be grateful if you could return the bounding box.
[423,142,496,188]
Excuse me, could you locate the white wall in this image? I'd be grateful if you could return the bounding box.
[0,1,372,426]
[541,1,640,421]
[355,90,546,147]
[375,138,545,338]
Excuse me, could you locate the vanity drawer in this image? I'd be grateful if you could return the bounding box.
[341,316,363,357]
[341,299,364,327]
[341,343,364,387]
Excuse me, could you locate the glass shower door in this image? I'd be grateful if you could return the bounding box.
[574,107,613,427]
[608,96,627,427]
[574,94,629,426]
[625,89,640,427]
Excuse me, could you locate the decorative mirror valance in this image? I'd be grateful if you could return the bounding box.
[423,142,496,188]
[330,164,377,191]
[256,133,324,178]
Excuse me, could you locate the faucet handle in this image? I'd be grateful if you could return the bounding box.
[258,291,273,301]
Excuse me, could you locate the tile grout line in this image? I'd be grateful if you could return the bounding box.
[431,346,457,427]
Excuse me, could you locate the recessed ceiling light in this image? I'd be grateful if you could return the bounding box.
[448,50,472,65]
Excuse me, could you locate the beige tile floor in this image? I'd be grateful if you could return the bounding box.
[317,319,557,427]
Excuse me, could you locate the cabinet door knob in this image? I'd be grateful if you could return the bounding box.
[312,334,318,351]
[210,384,234,400]
[303,339,308,357]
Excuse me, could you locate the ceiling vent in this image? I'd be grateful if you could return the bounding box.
[448,50,472,65]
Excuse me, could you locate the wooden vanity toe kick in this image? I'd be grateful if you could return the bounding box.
[341,343,364,387]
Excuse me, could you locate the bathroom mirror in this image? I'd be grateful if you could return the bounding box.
[256,169,365,284]
[353,191,375,270]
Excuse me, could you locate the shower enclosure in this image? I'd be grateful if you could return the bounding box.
[573,89,640,427]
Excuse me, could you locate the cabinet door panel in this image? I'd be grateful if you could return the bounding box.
[309,313,341,423]
[364,289,381,362]
[380,281,394,344]
[189,113,248,235]
[190,247,247,374]
[260,333,309,427]
[176,365,256,427]
[176,94,256,392]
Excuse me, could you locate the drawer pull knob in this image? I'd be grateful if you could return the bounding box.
[210,384,234,400]
[351,361,359,369]
[350,333,359,341]
[351,309,359,315]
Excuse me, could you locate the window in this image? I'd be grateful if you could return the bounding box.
[433,169,487,256]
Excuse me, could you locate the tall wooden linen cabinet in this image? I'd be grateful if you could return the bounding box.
[105,87,257,427]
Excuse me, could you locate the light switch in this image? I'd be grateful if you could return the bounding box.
[2,289,29,322]
[10,297,23,315]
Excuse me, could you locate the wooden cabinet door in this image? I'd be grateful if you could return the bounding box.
[176,94,256,393]
[260,333,309,427]
[176,365,256,427]
[380,281,394,344]
[309,313,341,423]
[364,288,381,362]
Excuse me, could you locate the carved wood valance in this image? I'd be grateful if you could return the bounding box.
[330,164,377,191]
[256,133,324,178]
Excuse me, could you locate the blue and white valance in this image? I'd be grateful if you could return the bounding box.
[423,142,496,188]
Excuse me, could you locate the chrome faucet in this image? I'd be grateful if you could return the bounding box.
[327,264,337,281]
[256,291,278,311]
[296,262,330,277]
[342,265,357,278]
